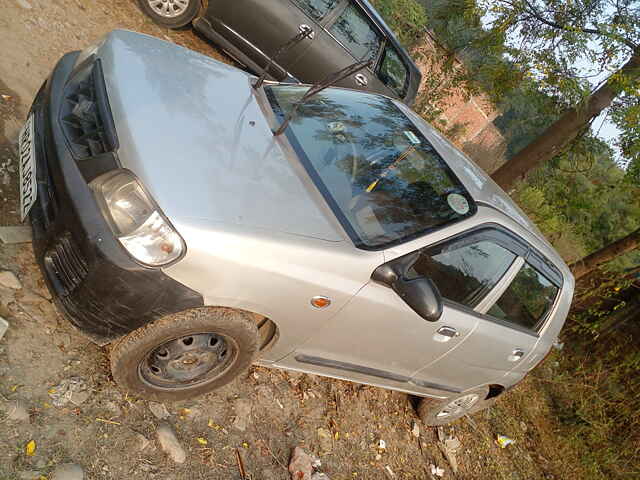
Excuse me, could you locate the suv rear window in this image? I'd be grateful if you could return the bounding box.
[265,86,476,249]
[294,0,340,21]
[378,46,408,97]
[487,263,559,330]
[329,3,383,62]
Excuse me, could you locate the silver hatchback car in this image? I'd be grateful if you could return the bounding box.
[20,31,573,425]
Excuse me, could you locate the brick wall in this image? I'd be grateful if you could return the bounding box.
[411,31,507,173]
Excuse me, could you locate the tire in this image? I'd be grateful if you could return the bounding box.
[110,307,258,401]
[136,0,200,29]
[417,386,493,426]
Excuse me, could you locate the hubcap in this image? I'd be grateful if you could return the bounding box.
[436,393,480,418]
[147,0,189,18]
[139,333,236,389]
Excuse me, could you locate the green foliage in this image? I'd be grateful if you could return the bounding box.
[418,0,520,100]
[515,186,571,240]
[612,94,640,180]
[480,0,639,100]
[479,0,640,168]
[513,136,640,266]
[551,319,640,479]
[415,0,639,172]
[368,0,428,47]
[386,2,640,477]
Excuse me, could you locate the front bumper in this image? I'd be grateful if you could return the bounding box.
[28,51,202,345]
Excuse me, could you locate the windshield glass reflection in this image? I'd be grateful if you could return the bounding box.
[266,86,476,248]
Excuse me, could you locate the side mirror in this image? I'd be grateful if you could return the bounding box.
[372,253,443,322]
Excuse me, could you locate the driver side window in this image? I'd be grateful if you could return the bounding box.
[408,231,520,308]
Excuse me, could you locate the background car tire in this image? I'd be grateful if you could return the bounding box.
[137,0,200,29]
[416,386,492,426]
[110,307,258,401]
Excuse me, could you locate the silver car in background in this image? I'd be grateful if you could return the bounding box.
[20,30,573,425]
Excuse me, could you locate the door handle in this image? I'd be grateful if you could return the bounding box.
[298,24,315,40]
[433,326,460,343]
[354,73,368,86]
[508,348,525,362]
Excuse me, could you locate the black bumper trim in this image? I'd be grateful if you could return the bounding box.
[28,52,203,345]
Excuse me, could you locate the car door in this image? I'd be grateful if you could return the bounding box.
[413,235,564,392]
[287,226,526,393]
[206,0,341,79]
[292,0,398,97]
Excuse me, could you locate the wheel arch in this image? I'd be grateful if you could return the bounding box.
[486,383,505,400]
[198,305,280,353]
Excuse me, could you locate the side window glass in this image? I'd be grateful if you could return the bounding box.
[378,46,408,96]
[328,3,383,62]
[409,239,517,308]
[293,0,340,21]
[487,263,559,330]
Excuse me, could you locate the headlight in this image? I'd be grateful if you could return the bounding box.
[90,170,185,267]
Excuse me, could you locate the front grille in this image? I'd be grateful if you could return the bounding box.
[60,59,118,159]
[44,234,88,297]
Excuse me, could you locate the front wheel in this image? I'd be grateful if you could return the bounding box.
[136,0,200,29]
[110,307,258,401]
[416,386,495,426]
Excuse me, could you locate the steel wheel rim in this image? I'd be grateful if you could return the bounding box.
[147,0,190,18]
[139,332,237,389]
[436,393,480,418]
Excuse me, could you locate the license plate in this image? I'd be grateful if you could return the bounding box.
[18,113,37,222]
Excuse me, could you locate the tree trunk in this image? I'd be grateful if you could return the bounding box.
[491,48,640,190]
[597,298,640,338]
[570,228,640,279]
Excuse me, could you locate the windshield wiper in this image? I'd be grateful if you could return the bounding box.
[273,59,372,136]
[253,28,314,90]
[366,145,416,192]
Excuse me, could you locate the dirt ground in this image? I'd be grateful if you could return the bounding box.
[0,2,589,479]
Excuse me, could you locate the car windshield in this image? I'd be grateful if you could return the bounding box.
[265,86,476,249]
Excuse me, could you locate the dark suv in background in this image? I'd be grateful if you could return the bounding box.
[137,0,422,105]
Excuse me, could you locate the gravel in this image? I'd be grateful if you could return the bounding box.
[288,446,313,480]
[0,270,21,289]
[148,402,170,420]
[50,463,84,480]
[231,398,253,431]
[4,399,30,422]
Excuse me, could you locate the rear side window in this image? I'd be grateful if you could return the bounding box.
[293,0,340,21]
[329,3,383,62]
[487,263,559,330]
[378,46,408,96]
[409,239,517,308]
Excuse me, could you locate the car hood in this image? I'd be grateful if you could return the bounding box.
[95,30,344,242]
